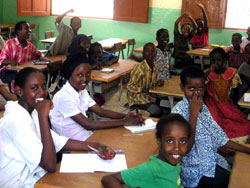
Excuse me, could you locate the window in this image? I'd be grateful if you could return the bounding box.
[181,0,249,30]
[52,0,114,19]
[225,0,250,29]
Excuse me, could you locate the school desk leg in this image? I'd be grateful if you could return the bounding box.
[118,77,125,107]
[88,81,97,120]
[168,96,174,110]
[199,55,204,70]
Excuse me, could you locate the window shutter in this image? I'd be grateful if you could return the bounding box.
[17,0,51,16]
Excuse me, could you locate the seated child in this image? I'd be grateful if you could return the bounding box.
[236,43,250,102]
[0,79,17,110]
[205,47,250,143]
[173,13,197,68]
[241,26,250,50]
[101,113,191,188]
[127,43,161,117]
[226,33,246,69]
[172,65,250,188]
[88,42,118,69]
[50,60,142,141]
[190,2,209,49]
[0,67,115,188]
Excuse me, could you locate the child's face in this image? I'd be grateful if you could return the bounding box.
[17,73,47,110]
[18,23,31,40]
[159,123,189,166]
[181,24,191,38]
[210,52,225,71]
[69,64,91,91]
[80,40,90,52]
[196,20,204,33]
[143,44,157,64]
[71,18,81,33]
[232,36,241,49]
[157,30,169,47]
[181,77,205,102]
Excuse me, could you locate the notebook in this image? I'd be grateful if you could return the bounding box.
[124,119,157,133]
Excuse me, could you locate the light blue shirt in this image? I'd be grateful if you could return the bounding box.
[172,97,231,188]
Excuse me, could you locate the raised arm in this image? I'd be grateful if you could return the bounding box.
[56,9,74,24]
[174,14,186,34]
[102,172,124,188]
[196,2,208,28]
[223,140,250,154]
[185,13,198,35]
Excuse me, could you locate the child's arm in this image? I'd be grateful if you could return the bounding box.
[55,9,74,24]
[174,14,187,34]
[0,84,17,101]
[185,13,198,35]
[102,172,124,188]
[129,53,144,62]
[104,57,119,66]
[223,140,250,154]
[196,2,208,28]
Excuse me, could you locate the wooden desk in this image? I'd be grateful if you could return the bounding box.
[238,90,250,109]
[98,38,128,50]
[149,76,183,109]
[35,127,158,188]
[134,42,158,53]
[0,24,14,36]
[40,37,56,44]
[228,151,250,188]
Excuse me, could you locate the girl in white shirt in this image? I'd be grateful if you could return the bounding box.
[50,60,143,141]
[0,67,115,188]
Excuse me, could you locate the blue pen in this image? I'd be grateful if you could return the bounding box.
[115,150,124,154]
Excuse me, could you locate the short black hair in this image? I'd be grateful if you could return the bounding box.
[70,16,81,24]
[143,42,155,56]
[245,43,250,52]
[156,113,191,140]
[156,28,169,38]
[232,33,242,39]
[89,42,103,57]
[180,65,204,86]
[209,47,227,60]
[15,67,44,89]
[15,21,28,35]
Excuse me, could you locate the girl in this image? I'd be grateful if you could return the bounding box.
[101,113,190,188]
[205,47,250,144]
[88,42,118,70]
[190,2,209,49]
[50,60,143,142]
[0,67,114,188]
[173,13,197,69]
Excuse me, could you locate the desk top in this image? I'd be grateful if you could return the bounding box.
[0,24,14,29]
[35,127,158,188]
[238,90,250,109]
[98,38,128,50]
[91,59,138,82]
[14,55,66,71]
[228,151,250,188]
[40,37,56,44]
[186,45,227,57]
[149,76,184,97]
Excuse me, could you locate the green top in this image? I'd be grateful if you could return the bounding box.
[121,154,183,188]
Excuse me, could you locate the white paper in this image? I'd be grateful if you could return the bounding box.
[60,153,127,173]
[124,119,157,133]
[100,68,114,73]
[200,49,211,51]
[244,93,250,102]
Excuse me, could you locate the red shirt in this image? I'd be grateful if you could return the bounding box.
[190,27,209,46]
[0,38,41,70]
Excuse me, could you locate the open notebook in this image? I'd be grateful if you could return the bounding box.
[124,119,157,133]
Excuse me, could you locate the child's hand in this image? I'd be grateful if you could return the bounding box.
[209,64,217,72]
[68,9,74,13]
[189,92,203,116]
[35,99,53,117]
[195,1,204,9]
[123,112,144,126]
[96,144,115,160]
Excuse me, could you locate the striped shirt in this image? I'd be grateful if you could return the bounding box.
[127,60,158,106]
[0,38,41,70]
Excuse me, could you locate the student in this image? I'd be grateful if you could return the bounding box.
[0,21,43,90]
[241,26,250,50]
[236,43,250,102]
[50,60,142,141]
[49,9,81,55]
[88,42,118,69]
[127,42,161,117]
[154,28,172,82]
[0,79,17,110]
[172,65,250,188]
[226,33,246,69]
[190,2,209,49]
[205,47,250,143]
[101,113,191,188]
[173,13,197,69]
[0,67,115,188]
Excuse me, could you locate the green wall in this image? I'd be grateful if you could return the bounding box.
[1,0,247,51]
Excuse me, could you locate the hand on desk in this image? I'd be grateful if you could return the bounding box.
[123,112,145,126]
[97,143,116,160]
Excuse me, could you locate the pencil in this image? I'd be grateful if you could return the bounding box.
[123,133,144,136]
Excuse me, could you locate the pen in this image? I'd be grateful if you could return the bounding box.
[88,145,114,158]
[123,133,144,136]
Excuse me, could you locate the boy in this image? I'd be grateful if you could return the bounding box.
[172,66,250,188]
[49,9,81,56]
[226,33,246,69]
[241,26,250,50]
[127,43,161,117]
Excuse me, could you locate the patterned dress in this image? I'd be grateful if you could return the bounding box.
[154,48,170,81]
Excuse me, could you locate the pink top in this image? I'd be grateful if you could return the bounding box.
[0,38,41,70]
[190,27,209,46]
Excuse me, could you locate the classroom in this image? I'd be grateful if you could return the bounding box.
[0,0,250,188]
